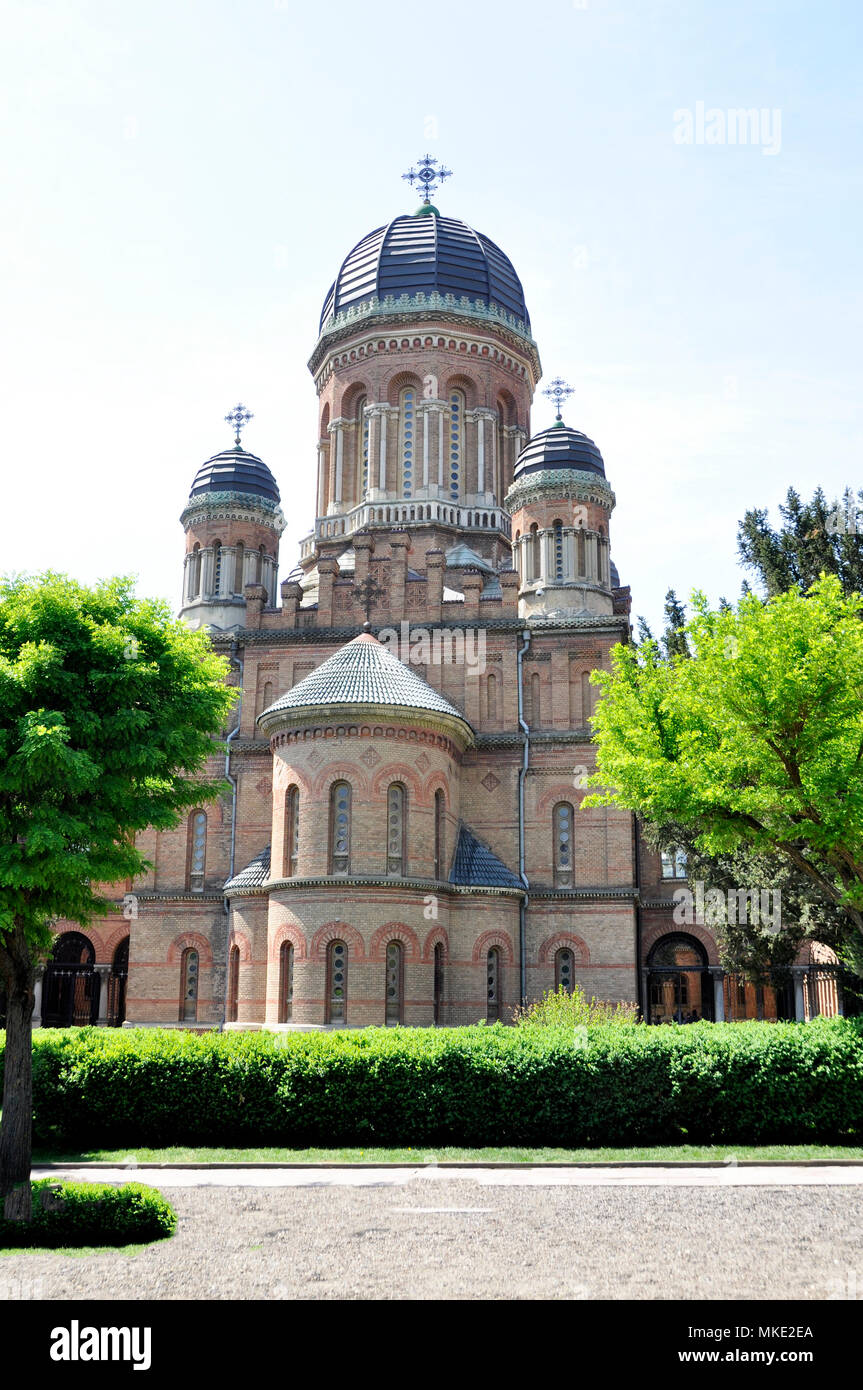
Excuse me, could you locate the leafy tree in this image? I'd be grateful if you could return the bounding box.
[0,574,237,1221]
[636,589,691,660]
[738,485,863,598]
[586,576,863,973]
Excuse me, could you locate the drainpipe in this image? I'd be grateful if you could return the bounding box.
[516,627,531,1005]
[633,813,645,1021]
[221,640,244,1029]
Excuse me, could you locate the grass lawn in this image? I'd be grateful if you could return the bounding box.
[31,1142,863,1164]
[0,1240,162,1257]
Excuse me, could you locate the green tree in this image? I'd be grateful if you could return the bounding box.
[738,485,863,598]
[586,576,863,972]
[0,574,237,1221]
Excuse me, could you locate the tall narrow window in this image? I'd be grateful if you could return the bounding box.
[555,947,575,994]
[576,529,586,576]
[262,680,273,712]
[233,541,244,593]
[212,540,222,596]
[486,947,501,1023]
[278,941,294,1023]
[326,940,347,1024]
[434,790,446,880]
[329,782,351,875]
[553,802,574,887]
[357,395,369,498]
[385,940,404,1025]
[433,942,444,1024]
[581,671,592,723]
[187,811,206,892]
[661,846,688,879]
[530,672,541,728]
[386,783,406,876]
[189,543,201,598]
[486,672,498,722]
[180,948,199,1022]
[529,523,540,581]
[227,944,240,1023]
[283,786,299,878]
[401,388,415,498]
[449,390,464,500]
[553,519,564,579]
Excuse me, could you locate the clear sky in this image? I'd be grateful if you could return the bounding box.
[2,0,861,634]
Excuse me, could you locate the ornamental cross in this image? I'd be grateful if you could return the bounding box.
[353,572,386,627]
[225,402,253,446]
[402,154,452,204]
[543,377,574,422]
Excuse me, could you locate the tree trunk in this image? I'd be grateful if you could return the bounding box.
[0,924,35,1223]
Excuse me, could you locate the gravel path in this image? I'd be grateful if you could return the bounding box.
[3,1178,862,1300]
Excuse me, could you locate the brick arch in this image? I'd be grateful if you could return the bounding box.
[537,932,589,967]
[535,785,581,819]
[386,370,423,406]
[472,929,515,966]
[319,402,330,438]
[368,922,421,962]
[274,764,314,797]
[444,373,478,407]
[167,932,214,966]
[103,923,131,962]
[496,388,517,424]
[311,764,371,798]
[228,928,252,964]
[310,921,366,962]
[371,764,425,801]
[339,381,370,417]
[423,773,450,803]
[422,925,449,963]
[51,924,103,961]
[269,923,308,964]
[641,922,720,967]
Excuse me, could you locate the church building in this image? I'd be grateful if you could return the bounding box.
[35,160,842,1032]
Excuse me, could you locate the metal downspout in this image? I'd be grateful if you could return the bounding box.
[633,813,645,1020]
[222,641,244,1030]
[516,627,531,1005]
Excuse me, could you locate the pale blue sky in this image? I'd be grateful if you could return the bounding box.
[2,0,861,632]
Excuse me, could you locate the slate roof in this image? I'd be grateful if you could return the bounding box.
[513,422,605,479]
[224,845,270,893]
[188,445,281,504]
[449,824,523,889]
[445,541,495,572]
[259,633,472,733]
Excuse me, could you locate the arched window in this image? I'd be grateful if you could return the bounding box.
[400,387,415,498]
[434,789,446,880]
[386,783,406,876]
[553,519,564,580]
[212,540,222,596]
[108,936,129,1027]
[433,941,444,1024]
[529,523,540,582]
[187,810,207,892]
[262,680,273,712]
[661,845,688,879]
[227,944,240,1023]
[329,781,351,875]
[233,541,245,593]
[180,948,199,1022]
[356,394,369,498]
[326,939,347,1023]
[278,941,294,1023]
[486,672,498,722]
[283,785,299,878]
[529,671,541,728]
[553,802,574,887]
[555,946,575,994]
[486,947,501,1023]
[576,529,586,576]
[385,940,404,1025]
[646,933,711,1025]
[449,389,464,500]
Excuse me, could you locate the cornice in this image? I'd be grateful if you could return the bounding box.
[181,492,287,535]
[227,874,524,900]
[263,705,473,754]
[505,470,616,512]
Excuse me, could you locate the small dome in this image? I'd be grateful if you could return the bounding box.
[188,445,280,505]
[320,211,530,333]
[513,423,605,480]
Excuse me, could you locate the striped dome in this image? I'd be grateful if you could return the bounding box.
[320,210,530,332]
[188,446,280,504]
[513,423,605,479]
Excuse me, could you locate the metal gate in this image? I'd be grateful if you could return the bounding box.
[106,938,129,1026]
[42,932,99,1028]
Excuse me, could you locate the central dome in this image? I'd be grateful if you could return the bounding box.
[319,210,530,333]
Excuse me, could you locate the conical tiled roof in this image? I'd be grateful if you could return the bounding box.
[224,845,270,893]
[449,825,523,890]
[258,633,473,741]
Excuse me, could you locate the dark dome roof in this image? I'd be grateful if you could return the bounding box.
[188,445,280,505]
[513,423,605,479]
[320,210,530,332]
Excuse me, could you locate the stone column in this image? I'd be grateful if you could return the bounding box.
[353,532,374,587]
[378,407,388,492]
[94,964,112,1026]
[32,965,44,1028]
[791,966,806,1021]
[709,966,725,1022]
[316,443,329,516]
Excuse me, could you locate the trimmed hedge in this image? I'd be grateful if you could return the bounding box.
[0,1180,177,1248]
[2,1018,862,1147]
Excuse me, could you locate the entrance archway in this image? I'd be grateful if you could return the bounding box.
[42,932,99,1028]
[646,933,713,1024]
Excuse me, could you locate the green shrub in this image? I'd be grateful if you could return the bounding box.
[0,1180,176,1249]
[2,1018,862,1148]
[512,983,639,1028]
